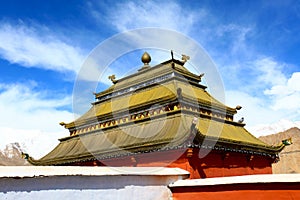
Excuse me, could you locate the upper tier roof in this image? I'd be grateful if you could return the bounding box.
[64,57,236,129]
[95,58,202,100]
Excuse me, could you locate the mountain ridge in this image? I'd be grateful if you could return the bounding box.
[259,127,300,174]
[0,142,29,166]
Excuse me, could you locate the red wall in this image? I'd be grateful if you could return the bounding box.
[171,182,300,200]
[72,148,274,179]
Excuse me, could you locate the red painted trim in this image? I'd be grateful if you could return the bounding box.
[70,148,274,179]
[171,182,300,200]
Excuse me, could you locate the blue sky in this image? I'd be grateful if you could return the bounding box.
[1,0,300,157]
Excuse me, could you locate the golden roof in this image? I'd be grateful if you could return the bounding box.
[27,113,283,166]
[26,52,285,166]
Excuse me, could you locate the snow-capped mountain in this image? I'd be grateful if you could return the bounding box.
[0,142,29,166]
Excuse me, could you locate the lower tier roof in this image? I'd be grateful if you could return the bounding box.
[27,113,284,166]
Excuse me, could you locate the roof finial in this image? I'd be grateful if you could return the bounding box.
[141,52,151,65]
[171,50,174,60]
[139,52,151,71]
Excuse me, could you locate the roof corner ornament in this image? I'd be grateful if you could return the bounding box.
[189,115,200,145]
[59,122,68,129]
[181,54,190,64]
[235,105,242,110]
[199,73,205,80]
[282,138,292,146]
[190,116,199,134]
[238,117,244,123]
[108,74,118,84]
[21,152,29,159]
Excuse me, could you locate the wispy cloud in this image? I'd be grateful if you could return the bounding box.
[0,22,86,73]
[90,1,204,34]
[215,24,253,57]
[253,57,287,86]
[0,82,74,157]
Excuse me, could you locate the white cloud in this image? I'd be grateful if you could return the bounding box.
[0,22,86,73]
[224,57,300,136]
[249,119,300,137]
[225,90,299,137]
[265,72,300,96]
[0,82,74,158]
[226,90,276,126]
[264,71,300,110]
[222,57,288,91]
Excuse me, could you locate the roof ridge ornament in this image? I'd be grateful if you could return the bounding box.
[171,50,174,60]
[108,74,118,84]
[170,50,190,64]
[181,54,190,64]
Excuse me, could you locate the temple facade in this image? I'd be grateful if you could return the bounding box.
[26,52,286,179]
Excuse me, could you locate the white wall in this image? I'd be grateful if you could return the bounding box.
[0,166,189,200]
